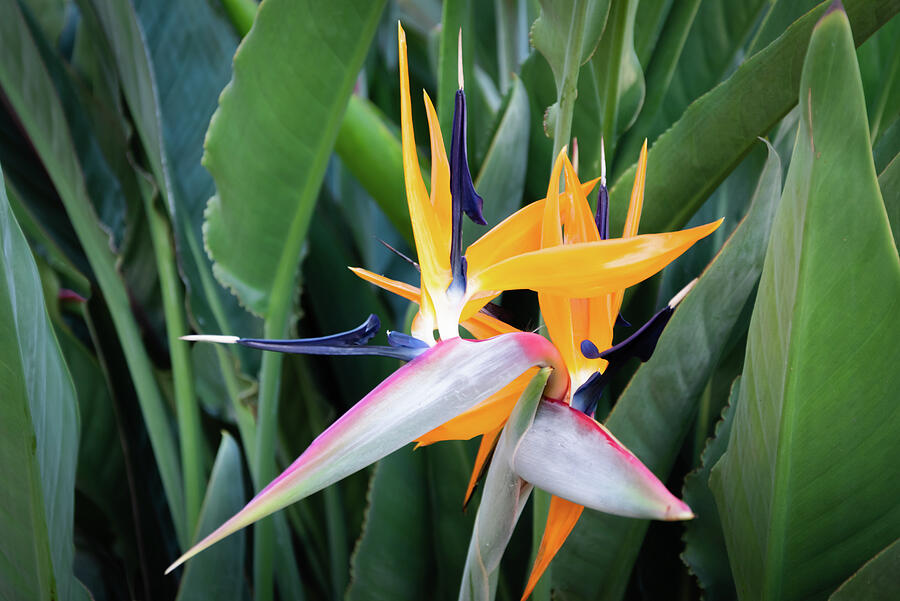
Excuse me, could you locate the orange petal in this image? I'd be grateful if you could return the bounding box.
[463,427,503,507]
[538,292,577,378]
[423,91,451,250]
[622,139,648,238]
[398,24,450,306]
[462,310,521,338]
[610,140,649,317]
[541,151,566,248]
[414,369,534,445]
[561,156,600,245]
[466,180,599,274]
[349,267,420,303]
[472,220,723,297]
[521,497,585,601]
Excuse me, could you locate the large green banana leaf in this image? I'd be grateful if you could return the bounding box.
[710,8,900,600]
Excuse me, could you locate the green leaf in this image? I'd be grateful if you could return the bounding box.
[177,433,249,601]
[553,141,782,601]
[656,143,768,304]
[346,447,431,601]
[681,378,740,600]
[878,152,900,247]
[589,0,644,152]
[607,0,899,237]
[464,76,531,247]
[748,0,820,56]
[616,0,766,174]
[633,0,675,66]
[81,0,261,344]
[204,0,387,317]
[0,165,83,601]
[0,0,186,543]
[531,0,610,88]
[709,9,900,600]
[335,96,415,247]
[828,538,900,601]
[857,13,900,142]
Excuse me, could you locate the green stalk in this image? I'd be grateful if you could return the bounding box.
[221,0,256,36]
[550,0,589,161]
[143,192,205,540]
[251,162,319,599]
[253,338,286,601]
[0,1,188,547]
[530,489,552,601]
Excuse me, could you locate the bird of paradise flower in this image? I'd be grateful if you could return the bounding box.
[166,23,721,600]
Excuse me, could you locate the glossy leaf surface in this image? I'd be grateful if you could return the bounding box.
[0,166,84,601]
[710,10,900,600]
[204,0,387,316]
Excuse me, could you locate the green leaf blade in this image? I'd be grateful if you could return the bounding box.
[203,0,387,317]
[0,166,82,601]
[710,8,900,600]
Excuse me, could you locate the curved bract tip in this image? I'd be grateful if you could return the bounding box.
[512,400,693,521]
[167,333,569,573]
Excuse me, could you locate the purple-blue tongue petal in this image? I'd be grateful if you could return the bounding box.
[573,304,675,415]
[449,88,485,293]
[235,314,424,361]
[450,89,486,226]
[167,333,564,573]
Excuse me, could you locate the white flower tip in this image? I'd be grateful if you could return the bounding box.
[571,137,579,174]
[180,334,240,344]
[600,137,607,186]
[457,29,464,90]
[664,499,695,521]
[668,278,698,309]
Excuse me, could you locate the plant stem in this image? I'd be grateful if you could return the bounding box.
[144,195,204,539]
[551,0,589,161]
[253,335,285,601]
[530,489,552,601]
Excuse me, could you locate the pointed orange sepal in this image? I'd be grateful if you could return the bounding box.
[463,427,503,507]
[349,267,420,303]
[398,24,450,311]
[521,496,585,601]
[473,219,723,297]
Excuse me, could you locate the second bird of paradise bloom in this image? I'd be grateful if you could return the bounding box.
[165,22,722,600]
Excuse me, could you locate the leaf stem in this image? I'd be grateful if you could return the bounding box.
[551,0,589,161]
[530,489,552,601]
[144,192,205,539]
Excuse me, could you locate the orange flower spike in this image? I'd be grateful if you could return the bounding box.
[560,156,609,384]
[521,497,585,601]
[398,23,450,339]
[537,151,579,375]
[464,426,503,507]
[423,91,451,250]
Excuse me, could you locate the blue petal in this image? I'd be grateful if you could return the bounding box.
[237,315,425,361]
[449,88,485,294]
[573,305,675,415]
[595,182,610,240]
